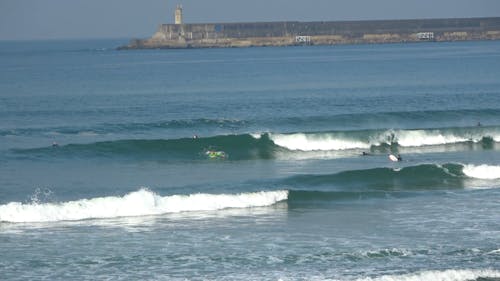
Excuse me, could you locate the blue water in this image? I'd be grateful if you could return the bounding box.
[1,39,500,280]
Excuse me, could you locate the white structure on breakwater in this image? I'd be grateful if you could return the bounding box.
[174,5,183,25]
[417,32,434,40]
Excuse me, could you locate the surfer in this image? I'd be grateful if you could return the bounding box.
[52,141,59,148]
[397,154,402,161]
[387,132,396,143]
[361,151,371,156]
[205,150,227,159]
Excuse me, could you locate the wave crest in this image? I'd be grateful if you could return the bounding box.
[0,189,288,223]
[284,163,500,193]
[269,132,369,151]
[269,126,500,152]
[356,269,500,281]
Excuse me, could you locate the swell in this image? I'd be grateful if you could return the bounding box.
[2,108,499,137]
[284,163,500,192]
[279,108,500,130]
[0,118,248,137]
[13,134,282,161]
[285,163,500,206]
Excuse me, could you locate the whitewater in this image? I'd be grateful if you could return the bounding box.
[0,189,288,223]
[267,126,500,152]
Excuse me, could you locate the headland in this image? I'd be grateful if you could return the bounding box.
[119,8,500,49]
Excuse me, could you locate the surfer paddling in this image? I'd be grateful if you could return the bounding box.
[205,150,227,159]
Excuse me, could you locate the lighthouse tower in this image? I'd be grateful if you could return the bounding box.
[175,5,183,24]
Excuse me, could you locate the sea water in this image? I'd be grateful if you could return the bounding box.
[0,39,499,280]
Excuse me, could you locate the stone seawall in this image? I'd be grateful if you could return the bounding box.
[119,17,500,49]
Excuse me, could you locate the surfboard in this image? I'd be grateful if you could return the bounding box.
[388,154,399,162]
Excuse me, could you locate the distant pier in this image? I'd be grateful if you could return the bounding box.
[119,16,500,49]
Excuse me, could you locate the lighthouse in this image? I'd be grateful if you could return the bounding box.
[175,5,183,24]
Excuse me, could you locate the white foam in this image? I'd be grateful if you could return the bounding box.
[250,133,262,139]
[356,269,500,281]
[463,164,500,179]
[393,129,472,147]
[268,129,498,152]
[0,189,288,223]
[270,133,370,151]
[487,249,500,255]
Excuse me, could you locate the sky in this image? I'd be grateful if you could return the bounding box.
[1,0,500,40]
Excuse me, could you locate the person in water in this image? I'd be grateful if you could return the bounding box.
[206,150,226,159]
[387,132,396,144]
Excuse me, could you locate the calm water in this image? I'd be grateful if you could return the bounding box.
[1,39,499,280]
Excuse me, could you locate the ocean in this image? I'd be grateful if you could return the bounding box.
[0,39,499,280]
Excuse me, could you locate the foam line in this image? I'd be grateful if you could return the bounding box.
[356,269,500,281]
[0,189,288,223]
[269,133,369,151]
[462,164,500,179]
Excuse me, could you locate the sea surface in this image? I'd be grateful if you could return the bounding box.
[0,39,499,281]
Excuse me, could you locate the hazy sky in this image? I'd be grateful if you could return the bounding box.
[1,0,499,40]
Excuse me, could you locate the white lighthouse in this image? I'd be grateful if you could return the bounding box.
[175,5,183,24]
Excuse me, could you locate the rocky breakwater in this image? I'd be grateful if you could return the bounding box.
[119,17,500,49]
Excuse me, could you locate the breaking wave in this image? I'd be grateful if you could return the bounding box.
[355,269,500,281]
[11,125,500,161]
[0,189,288,223]
[268,126,500,151]
[1,163,498,223]
[286,163,500,204]
[463,164,500,179]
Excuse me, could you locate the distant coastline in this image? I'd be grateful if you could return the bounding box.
[119,17,500,49]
